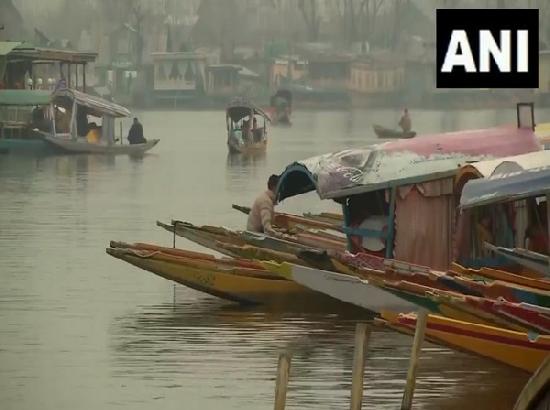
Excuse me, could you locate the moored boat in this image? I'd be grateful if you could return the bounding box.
[373,124,416,139]
[262,260,417,313]
[106,241,343,307]
[379,310,550,373]
[226,97,270,154]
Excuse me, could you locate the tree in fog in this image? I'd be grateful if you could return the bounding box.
[298,0,321,42]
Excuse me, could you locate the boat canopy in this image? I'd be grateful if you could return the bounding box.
[0,89,51,106]
[276,126,541,201]
[460,165,550,209]
[52,88,130,118]
[226,97,270,123]
[456,150,550,181]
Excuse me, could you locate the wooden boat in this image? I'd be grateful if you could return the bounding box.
[232,204,344,232]
[106,241,338,307]
[42,88,159,155]
[44,135,159,154]
[226,97,270,154]
[262,260,417,313]
[373,124,416,139]
[267,89,292,126]
[379,311,550,373]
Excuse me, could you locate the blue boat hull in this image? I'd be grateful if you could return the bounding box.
[0,138,52,154]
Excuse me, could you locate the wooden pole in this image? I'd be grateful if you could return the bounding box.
[350,323,371,410]
[386,186,397,258]
[83,63,86,92]
[401,310,428,410]
[274,352,291,410]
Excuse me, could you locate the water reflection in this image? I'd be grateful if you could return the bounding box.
[226,151,267,168]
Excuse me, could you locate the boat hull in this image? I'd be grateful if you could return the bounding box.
[45,136,159,154]
[263,261,417,313]
[107,246,337,307]
[373,124,416,139]
[381,311,550,373]
[0,138,51,154]
[227,138,267,154]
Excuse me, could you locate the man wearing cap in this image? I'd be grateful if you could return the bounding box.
[247,174,279,235]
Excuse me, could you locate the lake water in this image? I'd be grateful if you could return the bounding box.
[0,108,537,409]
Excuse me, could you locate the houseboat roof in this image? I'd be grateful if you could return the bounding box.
[276,126,541,201]
[0,41,97,63]
[460,165,550,209]
[456,150,550,182]
[226,97,270,122]
[52,88,131,118]
[0,89,51,106]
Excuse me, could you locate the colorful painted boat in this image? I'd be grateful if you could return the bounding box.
[262,260,417,313]
[379,311,550,373]
[106,241,338,307]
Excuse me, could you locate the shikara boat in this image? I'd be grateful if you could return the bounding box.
[373,124,416,139]
[226,97,270,154]
[379,311,550,373]
[262,260,417,313]
[106,241,340,307]
[43,88,159,155]
[267,89,292,126]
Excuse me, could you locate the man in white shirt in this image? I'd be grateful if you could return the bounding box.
[247,174,279,234]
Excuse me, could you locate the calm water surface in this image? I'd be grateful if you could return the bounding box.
[0,108,538,409]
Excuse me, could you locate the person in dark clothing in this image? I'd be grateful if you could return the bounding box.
[128,117,146,144]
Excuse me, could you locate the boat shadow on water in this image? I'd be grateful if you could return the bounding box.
[226,151,266,168]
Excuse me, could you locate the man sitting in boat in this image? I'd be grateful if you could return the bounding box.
[398,108,412,133]
[247,174,279,235]
[252,117,263,142]
[128,117,146,144]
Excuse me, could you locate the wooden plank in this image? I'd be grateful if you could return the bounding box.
[274,352,291,410]
[342,200,353,251]
[513,355,550,410]
[401,310,428,410]
[350,323,371,410]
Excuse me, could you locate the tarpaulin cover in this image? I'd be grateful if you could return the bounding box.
[277,126,541,201]
[460,166,550,209]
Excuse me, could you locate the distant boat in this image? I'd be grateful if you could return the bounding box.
[43,88,159,155]
[226,97,270,154]
[268,89,292,126]
[373,124,416,139]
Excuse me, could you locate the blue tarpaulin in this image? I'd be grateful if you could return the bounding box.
[460,166,550,209]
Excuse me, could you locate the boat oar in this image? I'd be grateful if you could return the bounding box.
[232,204,251,215]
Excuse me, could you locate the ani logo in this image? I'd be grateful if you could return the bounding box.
[436,9,539,88]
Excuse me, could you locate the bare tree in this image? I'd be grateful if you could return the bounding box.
[298,0,321,42]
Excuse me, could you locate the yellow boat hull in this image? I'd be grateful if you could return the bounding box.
[381,311,550,373]
[107,247,331,307]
